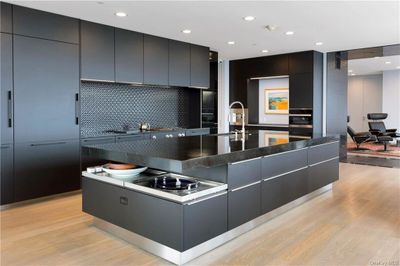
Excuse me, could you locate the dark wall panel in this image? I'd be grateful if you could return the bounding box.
[326,52,348,159]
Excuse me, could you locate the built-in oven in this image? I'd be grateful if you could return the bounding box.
[289,109,313,137]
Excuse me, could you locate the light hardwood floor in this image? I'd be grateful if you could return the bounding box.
[1,163,399,266]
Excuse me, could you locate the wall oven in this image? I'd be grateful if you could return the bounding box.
[289,109,313,137]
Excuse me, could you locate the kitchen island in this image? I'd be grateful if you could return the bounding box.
[81,130,339,265]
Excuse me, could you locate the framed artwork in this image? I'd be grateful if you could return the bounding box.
[264,88,289,114]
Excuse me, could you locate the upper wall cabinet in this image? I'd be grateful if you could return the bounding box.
[289,52,314,74]
[1,2,12,33]
[190,44,210,88]
[169,40,190,87]
[81,21,115,81]
[13,6,79,44]
[143,35,169,86]
[115,29,144,84]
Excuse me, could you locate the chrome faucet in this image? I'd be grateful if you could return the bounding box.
[229,101,245,138]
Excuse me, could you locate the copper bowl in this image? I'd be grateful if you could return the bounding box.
[106,163,137,170]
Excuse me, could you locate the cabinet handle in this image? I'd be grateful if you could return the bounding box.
[7,91,12,127]
[30,141,67,147]
[230,181,261,192]
[184,191,227,205]
[75,93,79,125]
[229,157,260,165]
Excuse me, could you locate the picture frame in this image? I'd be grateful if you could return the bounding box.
[264,88,289,114]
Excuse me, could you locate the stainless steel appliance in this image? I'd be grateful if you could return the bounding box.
[289,109,313,137]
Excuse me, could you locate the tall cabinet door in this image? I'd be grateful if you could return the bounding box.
[143,35,169,86]
[115,29,144,84]
[1,33,13,145]
[14,140,80,202]
[13,35,79,143]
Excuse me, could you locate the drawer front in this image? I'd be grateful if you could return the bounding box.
[228,182,261,229]
[262,148,308,179]
[186,128,210,136]
[308,157,339,192]
[308,142,339,165]
[115,134,148,142]
[81,136,115,145]
[261,176,285,214]
[282,168,308,203]
[228,158,261,189]
[82,177,127,227]
[184,192,227,250]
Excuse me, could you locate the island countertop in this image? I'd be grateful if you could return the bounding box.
[82,130,339,173]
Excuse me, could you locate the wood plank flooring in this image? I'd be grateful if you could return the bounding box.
[1,163,399,266]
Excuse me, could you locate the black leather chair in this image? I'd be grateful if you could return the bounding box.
[367,113,399,137]
[367,113,398,151]
[347,126,377,150]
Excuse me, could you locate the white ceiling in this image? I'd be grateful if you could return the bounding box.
[6,1,400,60]
[348,55,400,76]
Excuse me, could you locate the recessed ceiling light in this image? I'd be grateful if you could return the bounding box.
[261,50,269,53]
[182,29,191,34]
[115,12,127,17]
[315,42,323,46]
[396,66,400,69]
[348,70,353,73]
[285,31,294,35]
[228,41,235,45]
[385,61,391,64]
[243,16,255,21]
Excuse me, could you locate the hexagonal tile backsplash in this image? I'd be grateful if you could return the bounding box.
[80,82,194,137]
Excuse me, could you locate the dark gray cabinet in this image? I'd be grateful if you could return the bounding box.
[261,149,308,179]
[143,35,169,85]
[115,29,144,84]
[308,142,339,165]
[82,176,227,252]
[1,33,13,145]
[1,2,12,33]
[169,40,190,87]
[13,35,79,143]
[190,44,210,88]
[261,176,285,214]
[82,176,128,226]
[289,73,313,109]
[228,182,261,229]
[13,5,79,44]
[308,158,339,192]
[227,158,261,189]
[14,140,80,201]
[1,144,14,204]
[183,193,227,249]
[81,21,115,81]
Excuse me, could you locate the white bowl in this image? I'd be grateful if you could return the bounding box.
[102,165,148,179]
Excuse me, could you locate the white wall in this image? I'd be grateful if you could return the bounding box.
[347,74,382,132]
[382,70,400,130]
[258,78,289,125]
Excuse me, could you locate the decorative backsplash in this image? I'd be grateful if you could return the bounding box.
[80,82,198,138]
